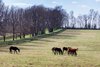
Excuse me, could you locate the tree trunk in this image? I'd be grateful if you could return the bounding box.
[13,34,15,41]
[23,33,25,38]
[49,28,53,32]
[3,35,6,42]
[19,33,22,39]
[13,23,15,41]
[15,34,17,39]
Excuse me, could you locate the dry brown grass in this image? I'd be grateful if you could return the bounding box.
[0,30,100,67]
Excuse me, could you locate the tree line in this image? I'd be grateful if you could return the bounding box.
[64,9,100,29]
[0,0,100,42]
[0,0,66,42]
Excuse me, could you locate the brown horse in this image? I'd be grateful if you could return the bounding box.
[68,47,78,56]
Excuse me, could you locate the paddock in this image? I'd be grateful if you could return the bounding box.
[0,30,100,67]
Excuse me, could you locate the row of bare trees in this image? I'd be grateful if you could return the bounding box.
[0,1,66,41]
[64,9,100,29]
[1,0,100,42]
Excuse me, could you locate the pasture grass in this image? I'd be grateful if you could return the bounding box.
[0,29,100,67]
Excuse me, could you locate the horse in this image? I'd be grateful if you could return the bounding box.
[63,47,68,53]
[68,47,78,56]
[9,46,20,54]
[52,47,63,55]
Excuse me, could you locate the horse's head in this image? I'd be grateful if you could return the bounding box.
[76,48,78,50]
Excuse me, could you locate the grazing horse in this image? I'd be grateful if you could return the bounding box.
[9,46,20,54]
[68,48,78,56]
[63,47,68,53]
[52,47,63,55]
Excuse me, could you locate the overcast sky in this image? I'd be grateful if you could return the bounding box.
[3,0,100,17]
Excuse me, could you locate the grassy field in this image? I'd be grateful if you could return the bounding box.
[0,29,100,67]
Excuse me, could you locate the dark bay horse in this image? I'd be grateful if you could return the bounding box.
[9,46,20,54]
[63,47,68,53]
[52,47,63,55]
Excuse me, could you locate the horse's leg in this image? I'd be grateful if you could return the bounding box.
[14,50,16,54]
[56,51,58,55]
[75,51,77,56]
[71,52,74,56]
[68,51,70,55]
[66,50,68,53]
[10,49,11,53]
[52,50,55,55]
[63,49,64,54]
[16,50,18,54]
[54,51,56,55]
[53,50,55,55]
[61,51,63,55]
[69,51,72,56]
[55,51,57,55]
[9,48,12,54]
[58,51,59,55]
[53,52,55,55]
[59,51,60,55]
[10,50,12,54]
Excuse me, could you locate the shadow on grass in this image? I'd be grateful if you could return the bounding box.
[0,29,66,46]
